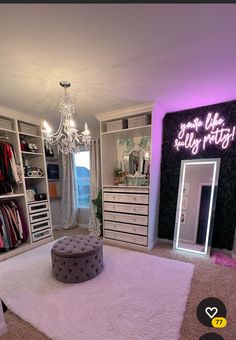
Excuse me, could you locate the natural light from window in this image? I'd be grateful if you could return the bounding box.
[74,151,90,209]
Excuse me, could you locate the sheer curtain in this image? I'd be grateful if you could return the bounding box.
[89,138,101,236]
[59,153,78,229]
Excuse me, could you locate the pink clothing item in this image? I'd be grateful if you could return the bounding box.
[0,234,4,248]
[212,252,236,268]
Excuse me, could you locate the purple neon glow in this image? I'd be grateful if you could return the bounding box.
[174,112,236,155]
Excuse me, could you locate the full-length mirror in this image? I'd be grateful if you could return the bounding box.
[174,158,221,255]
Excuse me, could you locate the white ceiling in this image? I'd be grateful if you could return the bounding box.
[1,4,236,132]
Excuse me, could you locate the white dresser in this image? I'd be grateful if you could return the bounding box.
[103,186,149,248]
[96,102,158,251]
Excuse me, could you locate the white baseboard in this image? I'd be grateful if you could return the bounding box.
[157,238,173,245]
[211,247,232,255]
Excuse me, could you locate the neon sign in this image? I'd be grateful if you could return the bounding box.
[174,112,236,155]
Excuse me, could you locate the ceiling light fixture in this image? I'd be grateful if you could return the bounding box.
[42,81,92,154]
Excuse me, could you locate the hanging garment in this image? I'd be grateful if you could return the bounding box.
[0,142,20,194]
[0,201,28,251]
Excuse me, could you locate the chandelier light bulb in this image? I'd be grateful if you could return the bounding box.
[69,119,75,128]
[83,122,90,135]
[43,120,49,128]
[47,125,52,134]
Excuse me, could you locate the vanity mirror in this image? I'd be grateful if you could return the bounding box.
[174,158,221,255]
[119,136,151,186]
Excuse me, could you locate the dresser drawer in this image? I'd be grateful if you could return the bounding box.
[104,212,148,225]
[104,193,149,204]
[32,228,52,242]
[28,201,49,214]
[104,221,147,236]
[104,202,148,215]
[29,210,50,223]
[30,219,51,233]
[104,230,147,246]
[103,186,149,193]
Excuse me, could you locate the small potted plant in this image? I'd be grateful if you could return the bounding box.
[113,168,124,185]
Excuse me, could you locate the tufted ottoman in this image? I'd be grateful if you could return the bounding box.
[51,235,103,283]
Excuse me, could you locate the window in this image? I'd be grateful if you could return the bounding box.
[74,150,90,209]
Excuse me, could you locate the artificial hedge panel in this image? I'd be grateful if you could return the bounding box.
[158,100,236,250]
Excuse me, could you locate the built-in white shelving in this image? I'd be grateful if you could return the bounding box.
[0,127,17,134]
[24,176,46,179]
[101,124,152,136]
[0,193,25,199]
[22,151,44,156]
[0,115,53,261]
[96,102,157,251]
[19,132,41,138]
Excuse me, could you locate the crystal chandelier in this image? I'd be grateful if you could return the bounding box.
[42,81,92,154]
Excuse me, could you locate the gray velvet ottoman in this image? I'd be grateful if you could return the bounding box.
[51,235,103,283]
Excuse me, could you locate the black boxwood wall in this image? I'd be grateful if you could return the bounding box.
[158,100,236,250]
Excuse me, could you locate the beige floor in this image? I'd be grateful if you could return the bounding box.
[2,227,236,340]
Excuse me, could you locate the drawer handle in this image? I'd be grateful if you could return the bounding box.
[133,218,136,222]
[113,196,116,199]
[113,206,116,210]
[133,207,137,212]
[133,228,137,232]
[133,197,137,201]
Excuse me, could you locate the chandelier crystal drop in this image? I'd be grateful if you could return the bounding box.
[42,81,92,154]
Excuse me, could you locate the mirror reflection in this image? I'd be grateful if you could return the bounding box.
[174,159,221,255]
[118,136,151,186]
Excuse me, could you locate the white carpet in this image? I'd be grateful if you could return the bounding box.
[0,242,194,340]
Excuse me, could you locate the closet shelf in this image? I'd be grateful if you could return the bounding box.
[101,124,152,136]
[21,151,43,156]
[0,127,17,134]
[24,176,46,179]
[19,132,41,138]
[0,193,25,199]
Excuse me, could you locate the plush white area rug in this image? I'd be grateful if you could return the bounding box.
[0,242,194,340]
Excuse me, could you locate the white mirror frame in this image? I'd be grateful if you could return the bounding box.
[174,158,221,256]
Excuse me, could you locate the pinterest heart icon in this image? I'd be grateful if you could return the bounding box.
[205,307,218,319]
